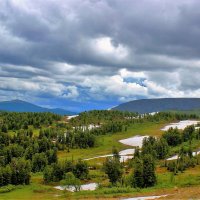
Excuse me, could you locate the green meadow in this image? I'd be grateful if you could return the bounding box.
[1,118,200,200]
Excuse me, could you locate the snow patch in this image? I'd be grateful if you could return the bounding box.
[161,120,199,131]
[119,135,149,148]
[166,150,200,161]
[67,115,78,119]
[84,149,135,163]
[122,194,168,200]
[54,183,98,192]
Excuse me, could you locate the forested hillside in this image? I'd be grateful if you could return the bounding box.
[113,98,200,114]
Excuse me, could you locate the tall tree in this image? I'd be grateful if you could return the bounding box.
[142,154,156,187]
[133,157,143,188]
[103,157,123,185]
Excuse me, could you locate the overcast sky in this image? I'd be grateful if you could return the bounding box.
[1,0,200,112]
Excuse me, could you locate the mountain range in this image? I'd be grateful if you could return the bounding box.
[112,98,200,114]
[0,100,76,115]
[2,98,200,116]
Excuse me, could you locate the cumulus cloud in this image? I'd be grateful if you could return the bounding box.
[0,0,200,110]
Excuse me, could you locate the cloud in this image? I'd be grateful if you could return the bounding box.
[0,75,79,100]
[0,0,200,110]
[62,86,79,99]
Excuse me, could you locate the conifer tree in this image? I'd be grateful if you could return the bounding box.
[142,154,156,187]
[133,157,143,188]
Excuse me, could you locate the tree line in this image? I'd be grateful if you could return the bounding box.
[0,112,61,131]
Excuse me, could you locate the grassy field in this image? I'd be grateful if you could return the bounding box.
[58,121,166,162]
[1,165,200,200]
[1,120,200,200]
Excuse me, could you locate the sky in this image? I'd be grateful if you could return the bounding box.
[0,0,200,112]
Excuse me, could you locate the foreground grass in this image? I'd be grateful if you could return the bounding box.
[1,165,200,200]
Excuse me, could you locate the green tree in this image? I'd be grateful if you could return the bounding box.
[103,157,123,185]
[2,165,12,185]
[32,153,48,172]
[51,163,64,182]
[162,128,182,146]
[1,124,8,133]
[142,154,156,187]
[182,125,195,143]
[134,147,140,159]
[112,147,120,160]
[73,160,89,180]
[155,138,169,159]
[10,158,31,185]
[43,165,53,183]
[133,157,143,188]
[0,168,3,186]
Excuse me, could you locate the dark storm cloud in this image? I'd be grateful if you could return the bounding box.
[1,0,200,69]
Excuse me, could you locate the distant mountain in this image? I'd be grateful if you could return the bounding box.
[112,98,200,114]
[0,100,76,115]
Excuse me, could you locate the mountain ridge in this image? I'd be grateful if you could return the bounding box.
[0,99,76,115]
[112,98,200,114]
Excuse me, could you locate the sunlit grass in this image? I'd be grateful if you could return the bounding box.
[58,121,167,162]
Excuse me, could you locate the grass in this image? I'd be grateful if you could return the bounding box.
[2,170,198,200]
[2,119,200,199]
[58,121,166,162]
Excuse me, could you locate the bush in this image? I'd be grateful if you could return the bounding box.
[0,184,15,193]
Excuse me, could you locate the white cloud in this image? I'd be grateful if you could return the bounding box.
[91,37,129,60]
[119,68,146,79]
[0,76,79,100]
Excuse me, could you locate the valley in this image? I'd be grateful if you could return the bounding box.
[0,110,200,199]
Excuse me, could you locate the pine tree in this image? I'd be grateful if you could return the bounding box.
[134,147,140,159]
[142,154,156,187]
[103,157,123,185]
[133,157,143,188]
[155,138,169,159]
[112,147,120,160]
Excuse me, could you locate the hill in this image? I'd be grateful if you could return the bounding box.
[112,98,200,114]
[0,99,76,115]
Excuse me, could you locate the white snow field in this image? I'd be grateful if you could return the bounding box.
[67,115,78,119]
[119,135,149,148]
[84,148,135,162]
[84,135,148,162]
[161,120,199,131]
[119,149,135,162]
[119,149,135,155]
[54,183,98,192]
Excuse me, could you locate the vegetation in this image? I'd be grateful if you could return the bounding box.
[0,110,200,199]
[103,148,123,185]
[0,112,61,131]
